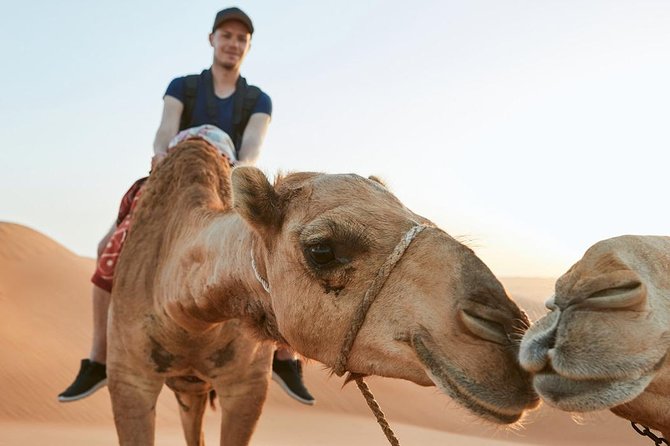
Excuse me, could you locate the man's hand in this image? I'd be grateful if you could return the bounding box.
[237,113,271,165]
[153,96,183,156]
[151,152,168,170]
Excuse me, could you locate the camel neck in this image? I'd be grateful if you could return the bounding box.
[612,371,670,440]
[158,213,281,340]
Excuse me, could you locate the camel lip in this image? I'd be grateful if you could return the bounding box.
[535,353,666,411]
[425,369,525,424]
[411,332,528,424]
[533,371,654,412]
[550,351,667,382]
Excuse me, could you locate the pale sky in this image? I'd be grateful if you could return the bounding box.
[1,0,669,277]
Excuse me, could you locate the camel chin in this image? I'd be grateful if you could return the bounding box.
[418,352,530,424]
[532,372,654,413]
[412,328,539,425]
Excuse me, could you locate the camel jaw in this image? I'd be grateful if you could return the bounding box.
[411,331,532,424]
[532,372,653,412]
[532,353,666,412]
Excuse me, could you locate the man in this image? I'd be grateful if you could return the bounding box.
[58,7,315,406]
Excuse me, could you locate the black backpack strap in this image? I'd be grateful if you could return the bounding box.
[201,68,219,124]
[232,75,261,153]
[179,73,201,131]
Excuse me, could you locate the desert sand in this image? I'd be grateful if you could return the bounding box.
[0,222,651,445]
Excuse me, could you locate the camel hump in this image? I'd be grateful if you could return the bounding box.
[138,140,234,218]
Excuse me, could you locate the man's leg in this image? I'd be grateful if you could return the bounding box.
[274,348,296,361]
[59,222,117,403]
[89,285,111,363]
[58,285,110,402]
[272,347,315,405]
[59,179,145,404]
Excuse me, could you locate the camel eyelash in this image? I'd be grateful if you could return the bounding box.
[299,224,372,253]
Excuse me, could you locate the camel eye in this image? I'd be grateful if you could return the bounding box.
[307,244,335,266]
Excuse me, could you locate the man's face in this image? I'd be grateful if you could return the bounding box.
[209,21,251,70]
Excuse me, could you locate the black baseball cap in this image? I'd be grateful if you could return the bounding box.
[212,7,254,34]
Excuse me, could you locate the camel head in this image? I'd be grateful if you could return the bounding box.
[519,235,670,421]
[232,167,538,424]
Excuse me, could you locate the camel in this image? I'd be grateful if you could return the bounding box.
[519,235,670,440]
[107,139,539,445]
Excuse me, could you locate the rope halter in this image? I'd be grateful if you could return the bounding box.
[332,223,428,377]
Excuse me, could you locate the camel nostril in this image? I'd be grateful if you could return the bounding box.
[545,295,558,310]
[519,311,561,373]
[460,309,509,345]
[584,281,646,309]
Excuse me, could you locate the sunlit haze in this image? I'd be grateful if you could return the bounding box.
[1,0,668,277]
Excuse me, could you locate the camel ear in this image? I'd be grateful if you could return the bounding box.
[232,167,283,234]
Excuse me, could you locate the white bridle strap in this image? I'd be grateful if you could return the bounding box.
[251,247,271,294]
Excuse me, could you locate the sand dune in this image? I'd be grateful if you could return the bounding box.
[0,222,649,445]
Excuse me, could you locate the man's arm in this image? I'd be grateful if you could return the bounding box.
[237,113,271,166]
[152,96,184,161]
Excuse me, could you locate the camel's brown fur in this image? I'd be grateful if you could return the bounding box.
[520,235,670,438]
[108,140,539,445]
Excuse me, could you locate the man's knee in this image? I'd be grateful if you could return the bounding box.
[97,225,117,258]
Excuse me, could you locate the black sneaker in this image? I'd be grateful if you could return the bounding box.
[271,353,315,406]
[58,359,107,402]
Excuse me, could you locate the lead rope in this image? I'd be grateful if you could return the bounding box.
[631,422,669,445]
[355,377,401,446]
[333,224,428,446]
[251,224,428,446]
